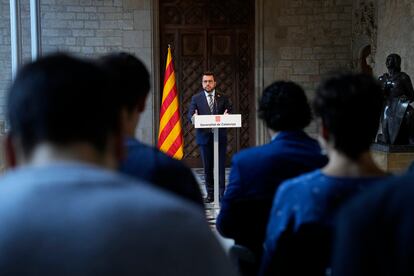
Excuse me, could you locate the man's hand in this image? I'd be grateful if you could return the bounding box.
[191,109,198,124]
[224,109,228,115]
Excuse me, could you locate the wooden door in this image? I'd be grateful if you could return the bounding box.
[159,0,255,167]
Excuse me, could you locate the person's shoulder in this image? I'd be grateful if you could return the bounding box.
[231,137,315,167]
[278,170,323,195]
[283,169,323,184]
[271,170,324,216]
[283,131,326,157]
[193,90,204,98]
[138,142,189,172]
[0,164,188,213]
[216,91,229,99]
[125,138,152,156]
[338,174,404,218]
[231,142,274,163]
[128,139,172,162]
[282,130,319,145]
[371,173,414,204]
[400,72,413,80]
[125,139,185,168]
[87,168,201,218]
[110,180,215,248]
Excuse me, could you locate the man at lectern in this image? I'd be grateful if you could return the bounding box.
[188,71,232,203]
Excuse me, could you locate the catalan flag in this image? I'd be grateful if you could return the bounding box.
[157,46,184,159]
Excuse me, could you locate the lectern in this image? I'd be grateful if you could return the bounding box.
[194,114,242,212]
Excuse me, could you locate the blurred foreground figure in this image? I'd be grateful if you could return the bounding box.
[99,52,203,207]
[260,73,388,276]
[217,81,327,275]
[0,53,236,276]
[333,172,414,276]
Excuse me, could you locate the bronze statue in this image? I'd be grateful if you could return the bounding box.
[377,54,414,145]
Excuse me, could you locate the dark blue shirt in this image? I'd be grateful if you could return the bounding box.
[217,131,328,261]
[260,170,387,276]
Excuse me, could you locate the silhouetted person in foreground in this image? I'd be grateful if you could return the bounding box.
[99,52,203,208]
[332,172,414,276]
[217,81,327,275]
[377,53,414,144]
[0,53,236,276]
[260,73,388,276]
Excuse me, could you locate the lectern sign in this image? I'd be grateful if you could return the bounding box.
[194,114,242,129]
[192,114,242,215]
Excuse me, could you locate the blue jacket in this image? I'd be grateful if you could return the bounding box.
[216,131,328,258]
[260,170,386,276]
[332,174,409,276]
[119,138,203,207]
[187,91,232,145]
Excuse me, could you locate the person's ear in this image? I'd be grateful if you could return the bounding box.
[321,122,329,141]
[4,134,17,168]
[316,119,329,149]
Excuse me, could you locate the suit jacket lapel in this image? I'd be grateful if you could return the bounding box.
[212,92,223,114]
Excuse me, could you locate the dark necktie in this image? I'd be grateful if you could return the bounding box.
[208,94,214,113]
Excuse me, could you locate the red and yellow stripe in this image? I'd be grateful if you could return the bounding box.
[157,46,184,159]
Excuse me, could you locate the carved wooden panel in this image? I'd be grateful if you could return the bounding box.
[160,0,254,167]
[182,34,203,56]
[237,31,255,149]
[209,0,251,26]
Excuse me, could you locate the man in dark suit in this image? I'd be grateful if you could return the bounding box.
[188,71,232,203]
[216,81,328,275]
[0,53,236,275]
[99,52,203,208]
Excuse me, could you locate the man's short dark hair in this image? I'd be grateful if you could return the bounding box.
[258,81,312,132]
[202,71,215,79]
[313,73,382,160]
[99,52,150,112]
[7,53,121,156]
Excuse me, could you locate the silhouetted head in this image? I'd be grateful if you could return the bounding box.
[98,52,150,113]
[386,53,401,72]
[313,73,382,160]
[7,53,121,161]
[258,81,312,132]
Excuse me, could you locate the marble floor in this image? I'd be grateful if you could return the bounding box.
[191,168,230,222]
[191,167,231,197]
[192,168,234,252]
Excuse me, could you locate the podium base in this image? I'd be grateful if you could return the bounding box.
[371,143,414,173]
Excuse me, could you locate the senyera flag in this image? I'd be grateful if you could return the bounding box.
[157,45,184,159]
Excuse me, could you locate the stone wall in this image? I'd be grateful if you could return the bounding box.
[0,0,154,144]
[373,0,414,79]
[0,0,12,121]
[262,0,354,135]
[4,0,412,145]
